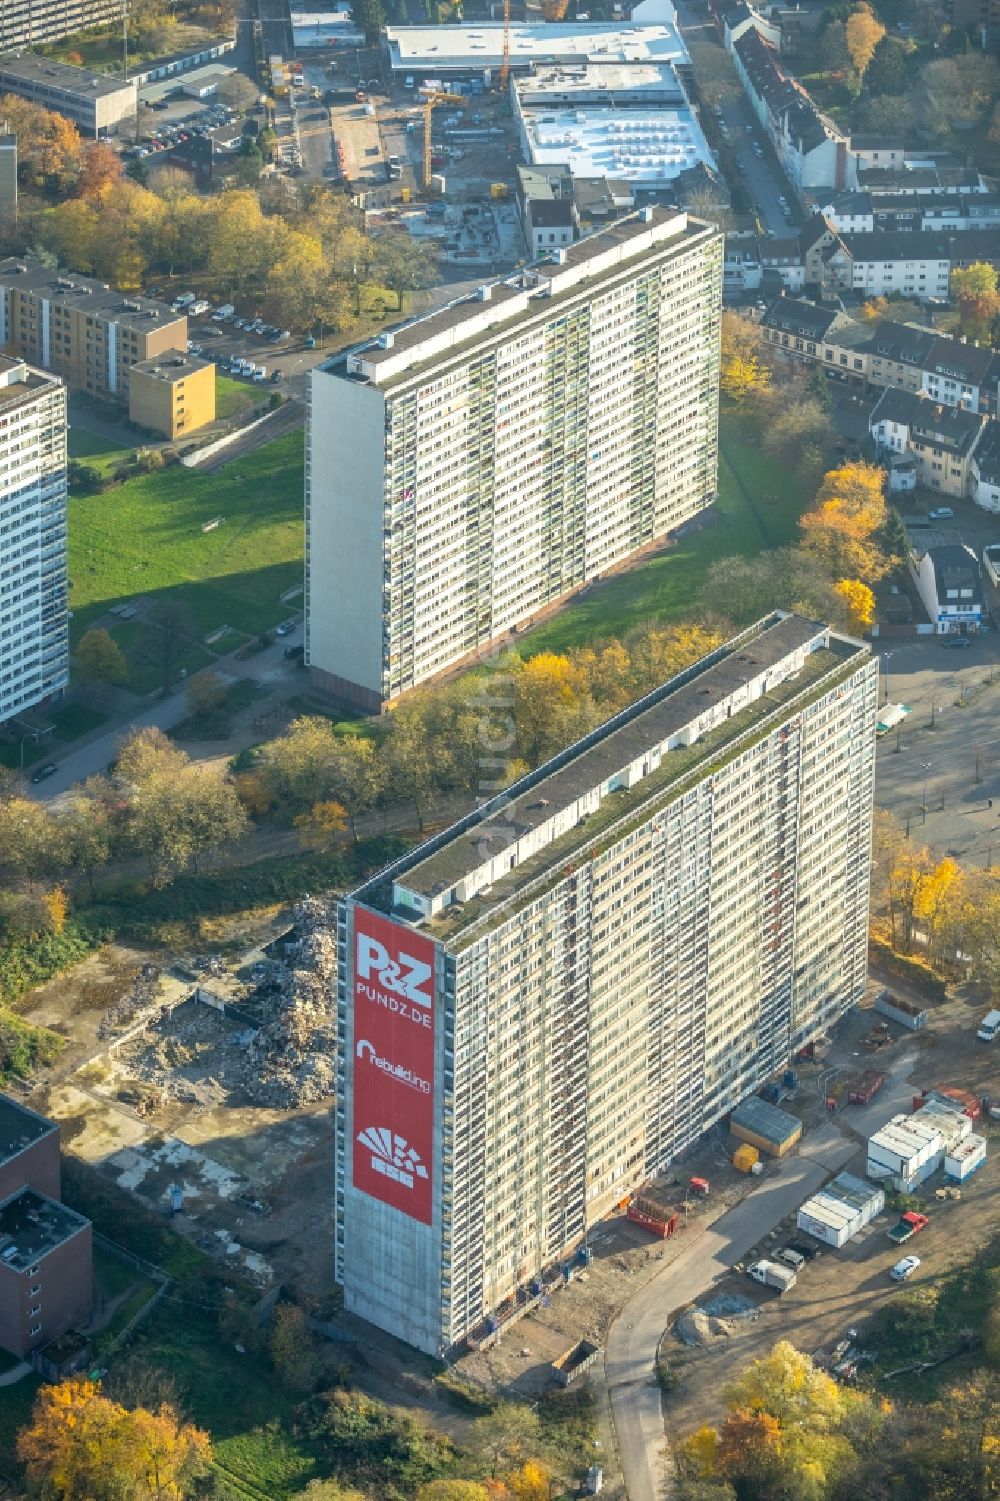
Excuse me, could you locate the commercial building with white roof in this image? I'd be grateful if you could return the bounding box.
[384,0,689,81]
[514,62,714,192]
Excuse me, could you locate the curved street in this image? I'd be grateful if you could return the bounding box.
[604,1124,857,1501]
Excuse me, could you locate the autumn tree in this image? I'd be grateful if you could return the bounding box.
[0,94,82,187]
[472,1402,543,1479]
[185,670,228,719]
[833,578,875,632]
[216,72,262,113]
[951,261,1000,344]
[512,652,596,767]
[77,140,124,200]
[113,728,247,886]
[720,311,772,405]
[374,231,438,311]
[138,597,191,698]
[417,1484,492,1501]
[17,1377,211,1501]
[799,462,891,583]
[75,627,127,688]
[294,799,349,851]
[845,5,885,78]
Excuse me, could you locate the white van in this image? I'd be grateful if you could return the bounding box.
[977,1009,1000,1042]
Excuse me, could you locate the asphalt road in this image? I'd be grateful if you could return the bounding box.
[674,1,797,238]
[604,1125,856,1501]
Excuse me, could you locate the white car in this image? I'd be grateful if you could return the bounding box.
[890,1255,921,1281]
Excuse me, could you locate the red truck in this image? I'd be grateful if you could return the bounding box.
[887,1211,929,1245]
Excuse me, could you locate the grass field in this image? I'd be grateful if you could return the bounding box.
[69,430,305,658]
[520,421,809,657]
[68,426,131,479]
[216,373,263,421]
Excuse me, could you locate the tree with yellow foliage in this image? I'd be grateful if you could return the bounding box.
[833,578,875,632]
[513,652,595,767]
[294,799,349,852]
[799,462,890,583]
[720,311,771,406]
[17,1377,211,1500]
[845,5,885,77]
[505,1460,552,1501]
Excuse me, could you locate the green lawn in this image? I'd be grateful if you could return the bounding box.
[68,426,131,480]
[107,620,214,698]
[521,419,809,657]
[216,373,263,421]
[69,429,305,651]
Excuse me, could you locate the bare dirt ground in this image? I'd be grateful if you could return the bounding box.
[20,914,338,1298]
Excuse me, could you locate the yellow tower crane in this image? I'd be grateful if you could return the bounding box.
[499,0,511,92]
[421,89,465,191]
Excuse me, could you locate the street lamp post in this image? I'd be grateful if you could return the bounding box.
[921,761,932,823]
[881,650,893,707]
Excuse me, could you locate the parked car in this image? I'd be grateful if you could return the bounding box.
[774,1247,806,1272]
[253,367,266,381]
[275,618,297,636]
[941,636,972,649]
[889,1255,921,1281]
[284,643,305,660]
[30,762,58,784]
[270,369,284,382]
[928,507,954,520]
[786,1240,820,1262]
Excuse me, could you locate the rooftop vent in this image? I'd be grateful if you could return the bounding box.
[379,330,395,349]
[477,283,492,301]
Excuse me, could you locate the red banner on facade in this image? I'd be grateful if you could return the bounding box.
[352,908,436,1225]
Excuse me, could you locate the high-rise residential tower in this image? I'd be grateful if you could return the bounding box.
[0,355,68,725]
[307,208,722,709]
[335,613,878,1354]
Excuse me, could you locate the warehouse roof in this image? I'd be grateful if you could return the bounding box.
[385,16,690,72]
[518,103,714,186]
[0,52,135,101]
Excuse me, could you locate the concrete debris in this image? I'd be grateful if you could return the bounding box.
[97,965,162,1039]
[239,898,338,1107]
[114,899,338,1111]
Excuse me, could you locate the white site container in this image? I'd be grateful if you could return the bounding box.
[945,1133,986,1182]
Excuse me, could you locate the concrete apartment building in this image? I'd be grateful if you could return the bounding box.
[0,1094,92,1362]
[0,260,187,409]
[0,0,122,52]
[128,350,216,440]
[335,612,877,1354]
[0,354,68,726]
[307,209,722,709]
[0,54,136,137]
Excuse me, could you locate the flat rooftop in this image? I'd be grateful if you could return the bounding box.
[0,260,184,332]
[327,208,713,387]
[0,355,60,412]
[132,349,213,380]
[0,1188,89,1273]
[0,1095,56,1167]
[519,103,714,185]
[0,52,135,100]
[354,614,869,948]
[385,13,689,71]
[515,60,688,99]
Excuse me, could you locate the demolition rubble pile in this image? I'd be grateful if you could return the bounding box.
[239,897,338,1108]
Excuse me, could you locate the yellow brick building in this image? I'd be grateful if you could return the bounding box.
[128,351,216,440]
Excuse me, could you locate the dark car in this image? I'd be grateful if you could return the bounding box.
[30,762,58,784]
[941,636,972,649]
[786,1240,820,1262]
[284,643,305,660]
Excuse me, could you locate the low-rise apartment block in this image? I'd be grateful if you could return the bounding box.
[0,354,68,726]
[761,298,1000,415]
[0,53,136,136]
[128,350,216,440]
[307,209,722,709]
[0,1093,92,1362]
[335,612,877,1354]
[871,388,987,499]
[0,260,187,407]
[0,0,123,52]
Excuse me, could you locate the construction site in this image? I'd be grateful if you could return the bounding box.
[25,900,343,1297]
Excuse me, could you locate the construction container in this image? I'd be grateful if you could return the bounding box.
[919,1086,981,1120]
[945,1133,986,1181]
[874,989,928,1031]
[550,1339,601,1387]
[797,1172,885,1248]
[848,1071,885,1106]
[627,1198,679,1238]
[429,172,446,195]
[734,1143,759,1173]
[731,1096,802,1157]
